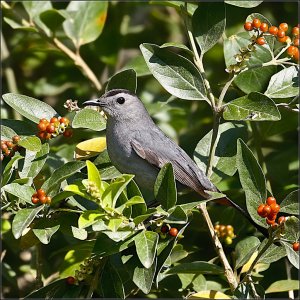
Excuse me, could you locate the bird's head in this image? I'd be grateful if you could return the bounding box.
[82,89,148,121]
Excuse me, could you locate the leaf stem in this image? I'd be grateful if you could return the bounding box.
[198,202,238,291]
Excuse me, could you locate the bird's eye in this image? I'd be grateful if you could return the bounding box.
[116,97,125,104]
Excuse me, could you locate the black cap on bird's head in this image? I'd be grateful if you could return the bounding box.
[82,89,149,120]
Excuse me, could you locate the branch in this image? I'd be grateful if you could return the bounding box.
[35,243,43,289]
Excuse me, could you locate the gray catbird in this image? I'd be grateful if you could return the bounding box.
[83,89,266,234]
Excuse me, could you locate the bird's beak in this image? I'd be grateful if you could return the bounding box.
[82,98,105,107]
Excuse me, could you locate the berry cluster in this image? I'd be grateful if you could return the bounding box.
[160,224,178,237]
[37,117,72,140]
[73,257,101,284]
[31,189,51,205]
[1,135,21,161]
[257,196,283,226]
[244,19,299,61]
[214,224,236,245]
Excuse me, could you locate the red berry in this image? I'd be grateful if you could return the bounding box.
[266,196,276,206]
[294,48,299,61]
[66,276,75,285]
[278,216,286,224]
[257,204,266,217]
[31,197,39,204]
[37,189,46,199]
[252,18,261,29]
[40,118,49,124]
[50,117,58,123]
[45,196,52,204]
[277,29,286,38]
[39,195,47,204]
[38,123,47,132]
[6,141,13,149]
[292,26,299,36]
[260,22,269,32]
[169,227,178,237]
[244,22,253,31]
[269,26,278,35]
[1,143,8,151]
[46,124,56,134]
[278,36,289,43]
[267,212,277,221]
[279,23,288,32]
[294,37,299,46]
[256,37,265,45]
[161,224,169,233]
[266,218,276,225]
[12,135,20,144]
[262,205,271,216]
[60,117,69,125]
[270,203,280,213]
[292,242,299,251]
[287,45,298,56]
[63,128,73,138]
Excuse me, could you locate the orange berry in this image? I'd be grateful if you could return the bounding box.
[37,189,46,199]
[287,45,297,56]
[50,117,58,123]
[266,218,276,225]
[269,26,278,35]
[256,37,265,45]
[292,242,299,251]
[46,124,56,134]
[169,227,178,237]
[270,203,280,213]
[12,135,20,144]
[294,48,299,61]
[38,122,47,132]
[252,18,261,29]
[257,204,266,217]
[1,143,8,151]
[6,141,13,149]
[226,225,233,231]
[266,196,276,206]
[292,27,299,36]
[278,36,289,43]
[39,195,47,204]
[293,37,299,46]
[37,131,47,140]
[262,205,271,216]
[63,128,73,138]
[45,196,52,204]
[40,118,49,124]
[59,117,69,125]
[277,29,286,38]
[279,23,288,32]
[260,23,269,32]
[278,216,286,224]
[244,22,253,31]
[31,197,39,204]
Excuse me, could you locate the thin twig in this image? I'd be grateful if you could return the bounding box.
[198,203,238,291]
[285,258,294,299]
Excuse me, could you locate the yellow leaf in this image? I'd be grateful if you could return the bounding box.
[240,250,258,274]
[75,137,106,160]
[189,290,231,299]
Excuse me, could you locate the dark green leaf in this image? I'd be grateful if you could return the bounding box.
[265,280,300,294]
[235,236,260,269]
[236,139,267,228]
[165,206,187,224]
[1,155,24,186]
[265,66,299,99]
[149,1,197,15]
[12,205,45,239]
[154,163,177,210]
[225,1,263,8]
[1,119,37,136]
[257,239,286,264]
[282,216,299,242]
[106,69,137,93]
[194,122,247,184]
[280,190,299,215]
[166,261,223,275]
[18,136,42,152]
[39,9,65,33]
[2,93,57,123]
[223,92,281,121]
[133,208,157,225]
[135,231,159,269]
[72,109,106,131]
[32,224,60,244]
[1,125,17,140]
[192,2,225,53]
[2,183,35,205]
[281,241,299,269]
[63,1,108,48]
[140,43,207,101]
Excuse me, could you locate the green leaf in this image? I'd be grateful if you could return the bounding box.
[223,92,281,121]
[106,69,137,93]
[64,182,94,201]
[39,9,65,33]
[78,210,105,229]
[41,161,86,195]
[2,183,35,205]
[23,1,52,19]
[265,66,299,98]
[225,1,263,8]
[107,218,123,232]
[282,216,299,242]
[32,224,60,244]
[149,1,197,15]
[2,93,57,123]
[165,206,188,224]
[18,136,42,152]
[135,231,159,269]
[71,226,87,240]
[1,155,23,186]
[257,239,286,264]
[166,261,223,275]
[1,119,37,136]
[154,163,177,210]
[132,257,157,294]
[72,109,106,131]
[236,139,267,228]
[86,160,103,193]
[63,1,108,48]
[281,241,299,269]
[133,208,157,225]
[102,174,134,208]
[235,237,260,269]
[12,205,45,239]
[265,280,300,294]
[1,125,17,140]
[192,2,225,53]
[194,122,247,184]
[125,196,145,207]
[20,144,49,178]
[280,190,299,215]
[140,43,207,101]
[224,32,276,94]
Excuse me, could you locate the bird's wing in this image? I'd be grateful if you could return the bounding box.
[131,132,216,197]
